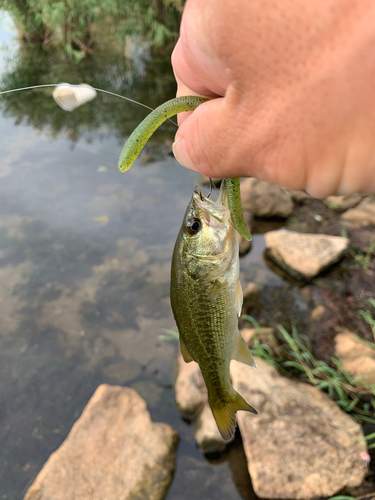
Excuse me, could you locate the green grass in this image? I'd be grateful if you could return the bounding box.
[158,328,179,341]
[329,495,375,500]
[242,315,375,431]
[357,298,375,342]
[348,241,375,271]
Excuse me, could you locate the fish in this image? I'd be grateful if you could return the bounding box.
[170,179,257,442]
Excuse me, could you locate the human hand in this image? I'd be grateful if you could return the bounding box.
[171,0,375,197]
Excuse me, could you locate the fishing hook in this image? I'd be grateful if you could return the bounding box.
[206,178,213,198]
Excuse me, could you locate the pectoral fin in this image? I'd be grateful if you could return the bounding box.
[211,279,228,299]
[232,331,257,367]
[180,338,194,363]
[236,278,243,317]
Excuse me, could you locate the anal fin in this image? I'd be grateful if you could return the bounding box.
[180,338,194,363]
[232,331,257,368]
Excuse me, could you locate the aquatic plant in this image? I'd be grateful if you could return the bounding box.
[243,315,375,430]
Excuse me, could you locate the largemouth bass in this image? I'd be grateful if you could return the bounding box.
[170,180,257,442]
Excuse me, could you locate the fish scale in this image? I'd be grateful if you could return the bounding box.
[171,181,257,441]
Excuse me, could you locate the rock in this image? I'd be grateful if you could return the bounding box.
[194,403,227,453]
[334,329,375,385]
[290,190,314,203]
[237,210,253,255]
[242,282,259,307]
[341,197,375,225]
[265,229,349,279]
[241,178,293,218]
[175,355,206,415]
[324,194,363,210]
[24,385,178,500]
[231,358,367,499]
[310,304,326,322]
[343,357,375,384]
[335,329,375,359]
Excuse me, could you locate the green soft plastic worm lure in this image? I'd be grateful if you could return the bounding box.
[118,95,252,241]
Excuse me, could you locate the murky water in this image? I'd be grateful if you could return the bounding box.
[0,16,284,500]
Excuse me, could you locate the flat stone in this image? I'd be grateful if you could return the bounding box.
[231,358,367,499]
[334,329,375,385]
[175,354,206,416]
[265,229,349,279]
[324,194,363,210]
[241,178,293,218]
[341,197,375,225]
[194,403,227,453]
[24,384,178,500]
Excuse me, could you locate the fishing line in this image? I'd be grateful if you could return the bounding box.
[0,84,178,126]
[0,84,251,238]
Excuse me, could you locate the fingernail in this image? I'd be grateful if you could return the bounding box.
[172,136,199,172]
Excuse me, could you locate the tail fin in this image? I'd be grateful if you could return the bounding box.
[209,390,257,442]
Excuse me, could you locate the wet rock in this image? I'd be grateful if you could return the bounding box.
[175,354,205,416]
[324,194,363,210]
[241,178,293,218]
[231,358,367,499]
[195,403,227,453]
[334,329,375,385]
[265,229,349,279]
[341,197,375,225]
[242,282,259,307]
[24,384,178,500]
[237,210,253,255]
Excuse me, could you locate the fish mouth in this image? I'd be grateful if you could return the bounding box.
[193,186,208,202]
[192,184,230,224]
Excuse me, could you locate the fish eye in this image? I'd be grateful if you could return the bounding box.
[186,217,202,235]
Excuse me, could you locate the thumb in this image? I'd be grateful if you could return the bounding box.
[172,94,260,180]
